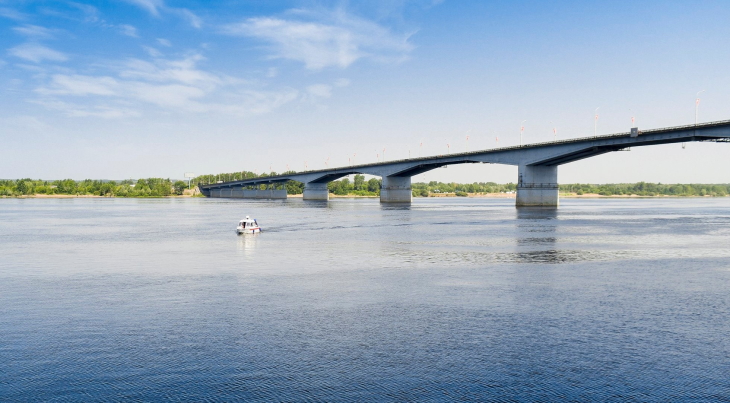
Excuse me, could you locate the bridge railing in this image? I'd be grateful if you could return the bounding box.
[518,183,559,189]
[201,119,730,188]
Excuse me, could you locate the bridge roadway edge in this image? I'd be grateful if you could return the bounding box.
[199,120,730,207]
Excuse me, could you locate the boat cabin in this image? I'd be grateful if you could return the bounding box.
[238,216,258,229]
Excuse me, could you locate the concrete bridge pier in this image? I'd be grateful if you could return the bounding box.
[516,165,559,207]
[381,176,412,203]
[303,182,329,201]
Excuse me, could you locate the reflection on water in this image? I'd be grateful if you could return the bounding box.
[380,203,412,211]
[515,206,559,220]
[236,233,260,256]
[1,197,730,401]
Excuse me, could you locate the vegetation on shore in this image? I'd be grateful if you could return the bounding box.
[0,178,189,197]
[559,182,729,197]
[195,170,729,198]
[2,173,728,198]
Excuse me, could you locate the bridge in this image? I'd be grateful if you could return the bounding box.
[199,120,730,206]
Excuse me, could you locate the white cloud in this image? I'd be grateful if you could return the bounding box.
[32,53,298,118]
[173,8,202,29]
[119,24,138,38]
[12,25,59,39]
[142,46,162,58]
[307,84,332,98]
[39,75,118,96]
[129,82,207,110]
[34,100,141,118]
[120,54,226,87]
[156,38,172,47]
[334,78,350,87]
[0,7,26,20]
[221,8,413,70]
[8,43,68,63]
[67,2,100,23]
[124,0,201,28]
[124,0,162,16]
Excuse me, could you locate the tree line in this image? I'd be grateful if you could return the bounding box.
[2,174,728,198]
[559,182,730,197]
[0,178,188,197]
[194,171,730,197]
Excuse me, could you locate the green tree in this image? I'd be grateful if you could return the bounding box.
[353,174,365,191]
[173,181,187,195]
[16,179,33,195]
[367,178,381,193]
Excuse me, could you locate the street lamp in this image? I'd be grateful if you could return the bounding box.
[687,90,705,149]
[520,120,527,146]
[594,107,600,137]
[695,90,705,125]
[550,121,556,141]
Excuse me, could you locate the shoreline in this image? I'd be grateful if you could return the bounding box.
[2,193,727,199]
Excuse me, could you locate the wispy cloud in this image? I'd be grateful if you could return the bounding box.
[173,8,202,29]
[0,7,26,20]
[40,75,118,96]
[38,2,100,23]
[123,0,202,28]
[334,78,350,87]
[33,53,298,118]
[307,84,332,98]
[12,25,61,39]
[142,46,162,58]
[8,43,68,63]
[156,38,171,47]
[221,8,414,70]
[119,24,139,38]
[34,100,141,118]
[124,0,162,16]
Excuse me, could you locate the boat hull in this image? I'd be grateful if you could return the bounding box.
[236,227,261,235]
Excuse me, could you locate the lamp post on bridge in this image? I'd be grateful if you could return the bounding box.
[550,121,556,141]
[695,90,705,125]
[687,90,705,149]
[520,120,526,146]
[594,107,599,137]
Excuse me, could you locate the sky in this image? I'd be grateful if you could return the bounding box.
[1,0,729,183]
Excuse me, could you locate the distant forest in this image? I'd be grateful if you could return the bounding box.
[1,173,728,197]
[0,178,187,197]
[195,171,730,197]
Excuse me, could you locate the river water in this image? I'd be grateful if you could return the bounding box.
[1,197,729,401]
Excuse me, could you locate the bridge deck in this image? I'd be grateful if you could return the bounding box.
[200,119,730,191]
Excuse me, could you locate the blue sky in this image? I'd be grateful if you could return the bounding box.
[1,0,729,183]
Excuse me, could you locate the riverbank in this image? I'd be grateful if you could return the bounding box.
[2,194,200,199]
[2,192,727,199]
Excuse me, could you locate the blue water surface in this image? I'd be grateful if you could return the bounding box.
[1,197,729,401]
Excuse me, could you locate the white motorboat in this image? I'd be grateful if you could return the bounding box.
[236,216,261,235]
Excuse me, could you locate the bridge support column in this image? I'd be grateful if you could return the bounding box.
[303,182,329,201]
[516,165,559,207]
[381,176,412,203]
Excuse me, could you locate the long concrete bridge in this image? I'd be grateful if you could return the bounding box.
[199,120,730,206]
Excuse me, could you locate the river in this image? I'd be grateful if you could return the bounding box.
[1,197,729,401]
